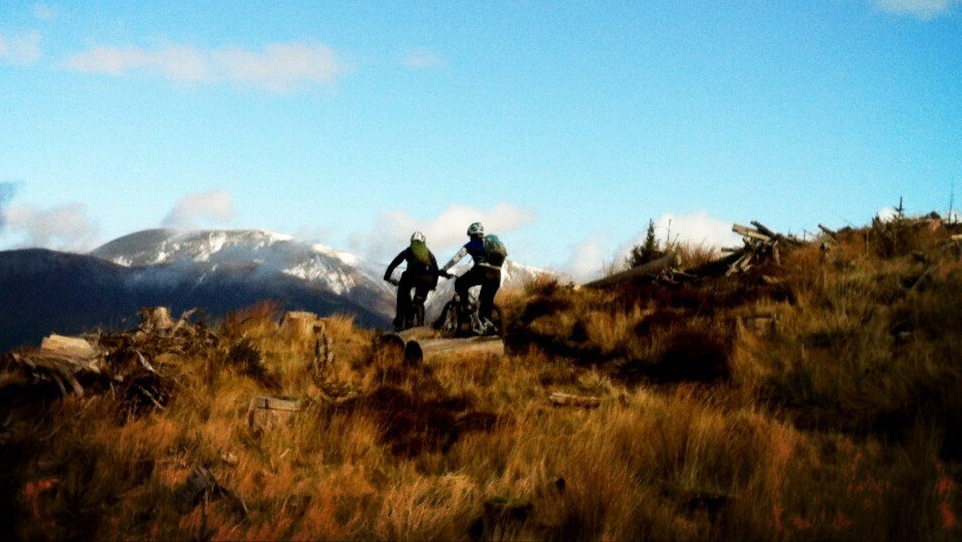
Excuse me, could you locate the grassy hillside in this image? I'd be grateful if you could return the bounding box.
[1,216,960,540]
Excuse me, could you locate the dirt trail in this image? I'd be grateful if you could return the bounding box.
[397,327,505,360]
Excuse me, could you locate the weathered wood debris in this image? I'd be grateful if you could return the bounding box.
[175,465,248,518]
[718,221,803,275]
[582,254,678,289]
[585,220,804,289]
[2,307,217,411]
[548,392,601,408]
[247,396,300,432]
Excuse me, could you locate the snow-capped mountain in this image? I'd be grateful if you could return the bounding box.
[92,229,388,297]
[91,229,549,321]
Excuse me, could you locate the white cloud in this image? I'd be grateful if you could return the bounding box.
[560,234,611,282]
[0,30,42,65]
[65,45,150,75]
[2,202,100,252]
[873,0,961,19]
[65,41,349,92]
[162,190,234,229]
[876,206,901,222]
[401,48,445,69]
[213,42,344,91]
[613,211,742,267]
[33,3,58,21]
[653,211,743,250]
[361,203,536,263]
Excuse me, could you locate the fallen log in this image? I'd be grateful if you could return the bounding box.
[732,224,772,242]
[583,254,676,289]
[750,221,778,239]
[818,224,838,240]
[38,335,100,364]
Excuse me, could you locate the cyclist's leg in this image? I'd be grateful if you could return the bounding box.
[478,268,502,323]
[455,267,484,310]
[412,283,429,326]
[395,273,414,330]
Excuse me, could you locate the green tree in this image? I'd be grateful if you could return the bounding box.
[626,219,664,268]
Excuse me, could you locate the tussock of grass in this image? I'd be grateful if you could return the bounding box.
[1,216,961,540]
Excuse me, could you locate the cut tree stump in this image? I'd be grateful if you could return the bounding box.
[247,396,300,432]
[140,307,175,333]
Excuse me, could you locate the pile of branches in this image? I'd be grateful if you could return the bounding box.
[712,221,803,276]
[2,307,217,413]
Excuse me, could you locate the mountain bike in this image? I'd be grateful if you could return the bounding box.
[389,279,429,331]
[433,288,503,338]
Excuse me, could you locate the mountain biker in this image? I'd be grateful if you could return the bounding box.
[384,231,440,331]
[440,222,502,331]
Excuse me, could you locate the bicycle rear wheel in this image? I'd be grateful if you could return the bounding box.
[436,301,459,337]
[489,306,503,337]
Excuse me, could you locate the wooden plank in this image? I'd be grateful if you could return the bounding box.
[249,396,300,411]
[732,224,771,242]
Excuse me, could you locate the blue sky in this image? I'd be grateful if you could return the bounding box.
[1,1,959,278]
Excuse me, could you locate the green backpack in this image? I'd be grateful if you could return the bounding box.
[410,239,431,265]
[483,234,508,266]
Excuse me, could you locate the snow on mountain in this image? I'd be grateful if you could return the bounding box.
[92,229,389,297]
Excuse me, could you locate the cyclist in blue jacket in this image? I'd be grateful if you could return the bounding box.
[440,222,502,330]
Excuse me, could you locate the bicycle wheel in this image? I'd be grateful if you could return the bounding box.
[436,302,459,337]
[413,303,425,328]
[488,306,504,337]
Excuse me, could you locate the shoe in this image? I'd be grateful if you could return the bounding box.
[478,317,498,336]
[469,314,483,335]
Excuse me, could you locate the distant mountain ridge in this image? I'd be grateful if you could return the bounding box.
[92,229,383,296]
[0,228,550,352]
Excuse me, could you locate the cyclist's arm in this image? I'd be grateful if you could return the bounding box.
[383,250,407,281]
[441,246,468,273]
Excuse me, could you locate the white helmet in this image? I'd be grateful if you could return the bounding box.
[411,231,426,243]
[467,222,484,237]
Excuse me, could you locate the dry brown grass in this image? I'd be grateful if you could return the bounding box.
[2,217,961,540]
